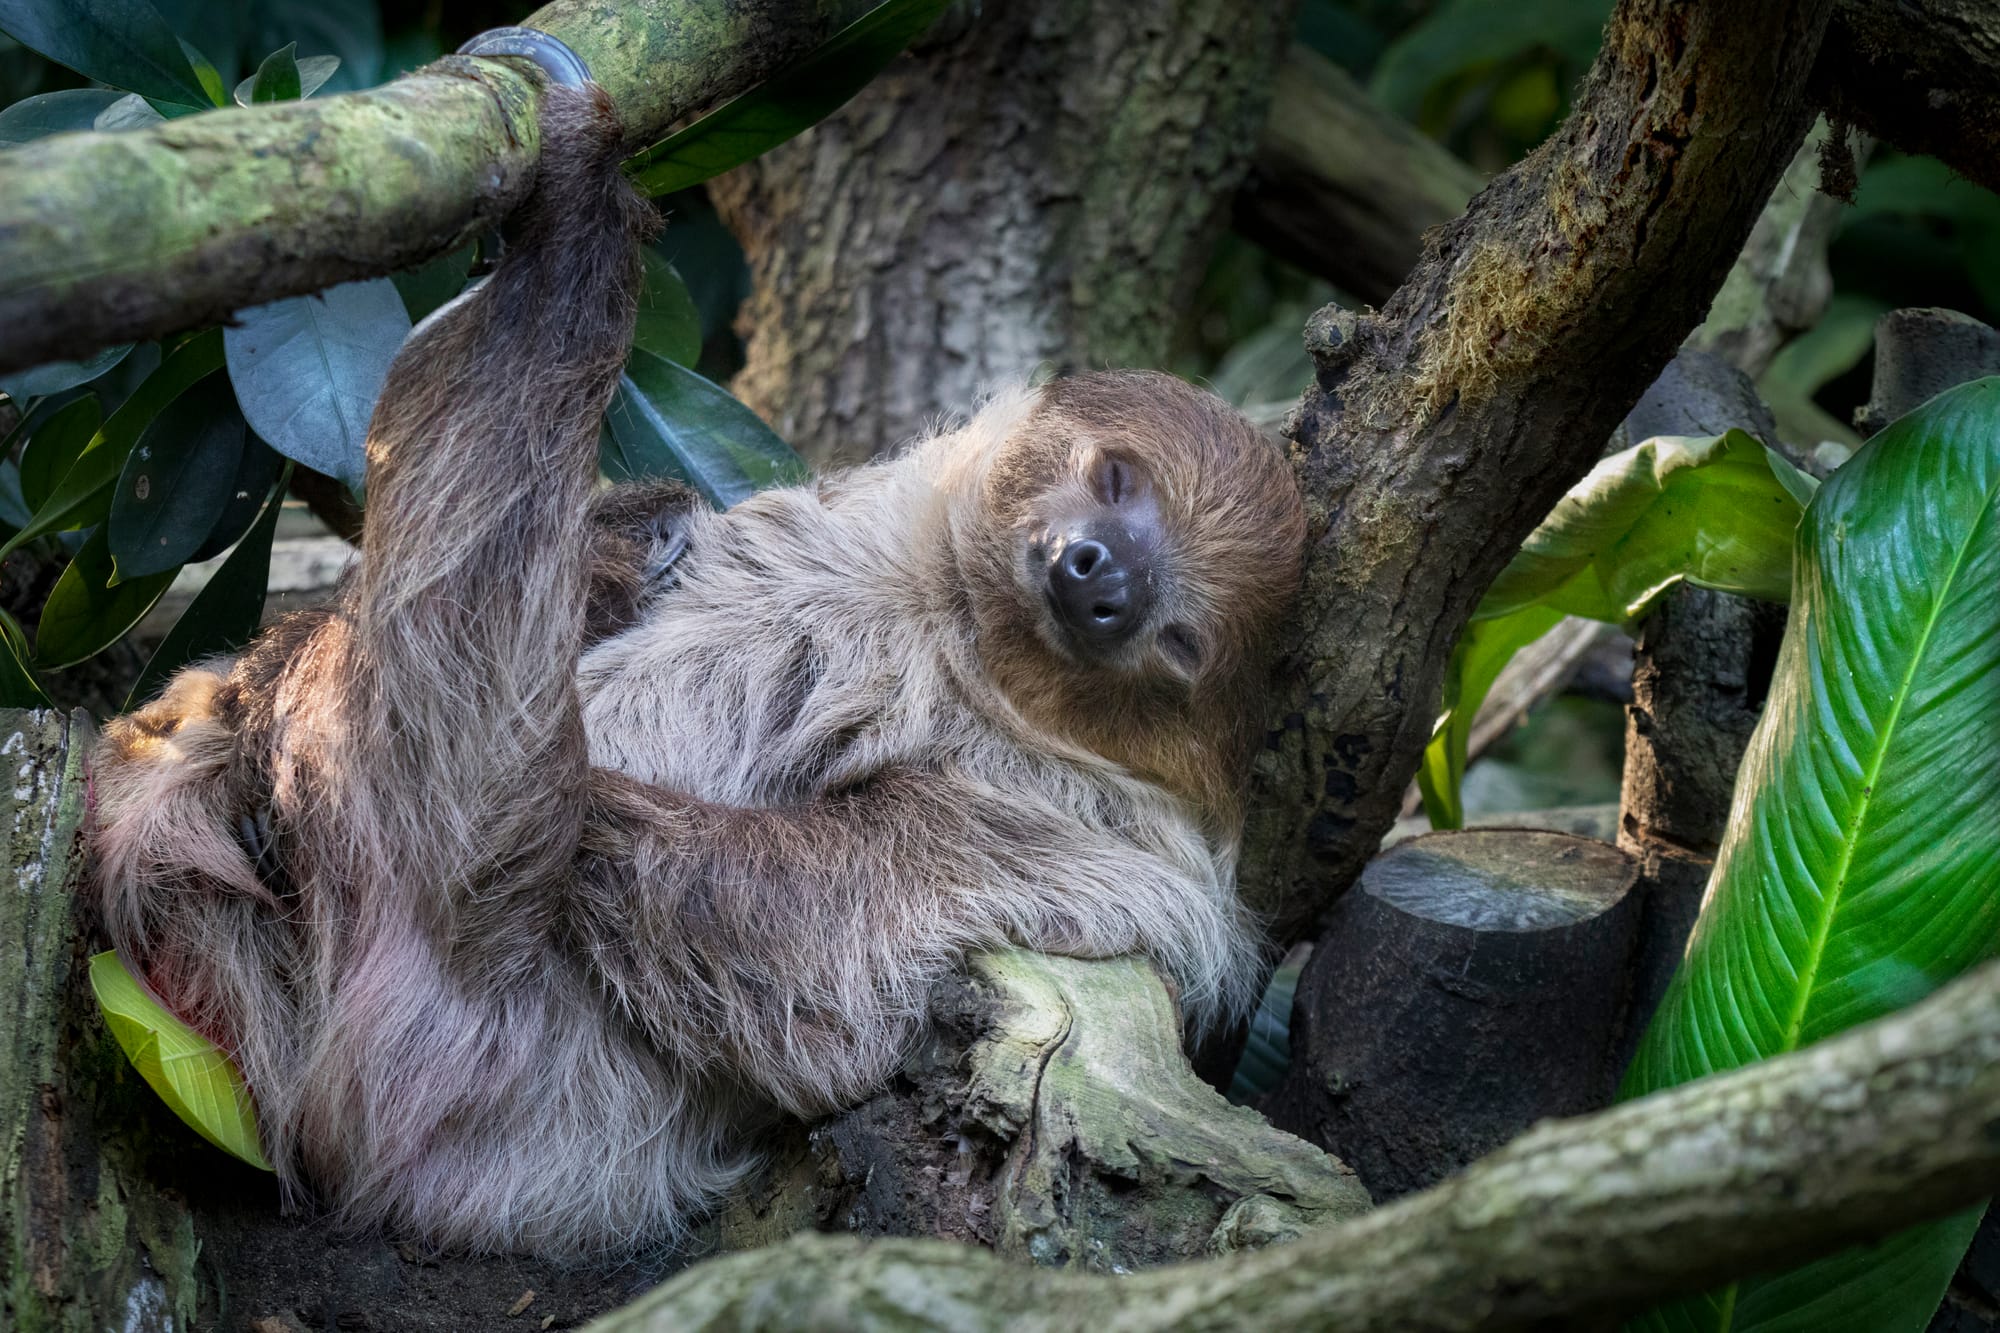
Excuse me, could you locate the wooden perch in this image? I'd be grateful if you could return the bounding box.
[587,953,2000,1332]
[1266,830,1640,1199]
[0,0,880,374]
[722,950,1370,1267]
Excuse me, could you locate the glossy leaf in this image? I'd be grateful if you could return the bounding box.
[189,435,284,562]
[251,0,380,93]
[231,52,339,106]
[0,609,51,708]
[0,86,123,144]
[108,374,248,579]
[18,394,103,512]
[603,349,808,508]
[1623,377,2000,1333]
[224,278,410,491]
[177,35,224,106]
[1416,604,1564,829]
[0,341,133,401]
[129,465,288,708]
[34,524,178,668]
[623,0,949,197]
[0,332,225,562]
[89,951,271,1169]
[391,243,473,324]
[1420,431,1811,828]
[634,248,703,366]
[246,41,299,102]
[93,90,164,130]
[0,0,212,106]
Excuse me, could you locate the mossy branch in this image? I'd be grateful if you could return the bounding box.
[0,0,878,375]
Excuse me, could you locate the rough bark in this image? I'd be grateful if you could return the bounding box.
[0,0,881,375]
[1239,0,1837,946]
[707,0,1294,468]
[1816,0,2000,196]
[588,954,2000,1333]
[720,951,1370,1267]
[1234,45,1482,305]
[1266,830,1641,1200]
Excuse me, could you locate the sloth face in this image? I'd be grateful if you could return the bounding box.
[958,370,1306,816]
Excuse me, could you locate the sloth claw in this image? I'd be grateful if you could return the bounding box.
[237,807,286,888]
[457,26,593,89]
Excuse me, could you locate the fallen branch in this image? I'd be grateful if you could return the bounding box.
[587,954,2000,1332]
[0,0,878,374]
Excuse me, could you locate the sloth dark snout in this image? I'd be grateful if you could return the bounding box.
[1048,532,1151,643]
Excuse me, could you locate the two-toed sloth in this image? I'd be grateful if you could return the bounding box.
[88,81,1306,1256]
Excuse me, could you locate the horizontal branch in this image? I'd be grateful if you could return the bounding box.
[588,956,2000,1332]
[1816,0,2000,194]
[0,0,877,375]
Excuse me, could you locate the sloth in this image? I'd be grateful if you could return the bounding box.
[87,79,1307,1256]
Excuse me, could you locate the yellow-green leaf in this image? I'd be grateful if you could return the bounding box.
[89,950,272,1170]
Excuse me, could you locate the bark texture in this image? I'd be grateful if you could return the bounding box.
[588,954,2000,1333]
[1267,830,1641,1200]
[0,0,881,375]
[1816,0,2000,195]
[721,951,1369,1268]
[1240,0,1837,944]
[708,0,1294,468]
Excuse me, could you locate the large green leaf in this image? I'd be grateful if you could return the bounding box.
[622,0,949,197]
[0,85,124,144]
[34,524,178,668]
[89,951,270,1169]
[633,248,703,367]
[129,465,288,709]
[224,277,410,491]
[603,348,808,508]
[1420,431,1810,827]
[1480,430,1812,625]
[188,435,284,562]
[0,340,134,401]
[107,373,248,579]
[0,0,212,106]
[1416,603,1564,829]
[390,242,473,325]
[0,331,225,562]
[1622,377,2000,1333]
[18,394,103,512]
[0,609,51,708]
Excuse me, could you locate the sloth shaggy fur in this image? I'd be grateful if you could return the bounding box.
[87,83,1307,1256]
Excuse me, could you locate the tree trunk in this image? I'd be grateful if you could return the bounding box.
[708,0,1294,468]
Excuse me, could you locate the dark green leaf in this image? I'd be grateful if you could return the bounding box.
[245,41,300,103]
[0,330,225,562]
[0,0,212,106]
[177,35,224,105]
[233,51,338,105]
[1623,378,2000,1333]
[603,349,808,508]
[250,0,379,92]
[0,86,123,144]
[128,465,288,709]
[634,248,703,366]
[224,278,410,490]
[391,244,474,324]
[19,395,103,512]
[0,461,29,533]
[34,525,178,668]
[108,375,248,579]
[189,435,283,562]
[0,608,52,708]
[1,341,134,401]
[623,0,949,197]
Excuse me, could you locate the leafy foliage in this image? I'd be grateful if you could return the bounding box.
[1623,378,2000,1332]
[1421,432,1811,827]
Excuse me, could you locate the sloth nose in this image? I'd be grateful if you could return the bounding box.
[1048,535,1149,642]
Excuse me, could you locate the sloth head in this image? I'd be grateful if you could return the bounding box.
[944,370,1307,824]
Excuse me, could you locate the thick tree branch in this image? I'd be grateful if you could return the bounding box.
[0,0,877,375]
[1239,0,1836,942]
[587,955,2000,1332]
[1816,0,2000,195]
